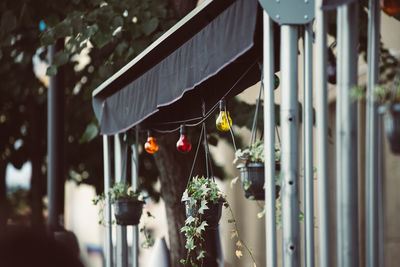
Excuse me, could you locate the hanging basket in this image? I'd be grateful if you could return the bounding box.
[384,104,400,154]
[237,162,281,201]
[183,197,225,230]
[113,199,145,225]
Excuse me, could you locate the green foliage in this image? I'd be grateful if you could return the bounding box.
[180,176,225,266]
[233,140,280,164]
[351,84,400,106]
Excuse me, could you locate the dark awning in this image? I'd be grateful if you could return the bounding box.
[92,0,278,135]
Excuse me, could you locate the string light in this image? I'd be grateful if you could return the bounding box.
[176,125,192,153]
[144,130,159,154]
[216,99,232,131]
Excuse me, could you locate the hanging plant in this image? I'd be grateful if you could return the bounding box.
[376,84,400,154]
[93,182,154,247]
[352,83,400,154]
[180,176,258,267]
[180,176,225,266]
[233,140,281,200]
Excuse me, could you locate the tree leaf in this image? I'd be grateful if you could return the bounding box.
[92,31,110,48]
[40,31,56,46]
[54,20,73,38]
[141,17,158,36]
[79,123,99,143]
[53,51,69,67]
[46,65,57,76]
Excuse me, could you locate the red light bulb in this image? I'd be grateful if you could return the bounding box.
[145,130,159,154]
[176,125,192,153]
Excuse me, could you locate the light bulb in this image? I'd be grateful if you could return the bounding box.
[144,130,159,154]
[176,125,192,153]
[216,99,232,132]
[381,0,400,15]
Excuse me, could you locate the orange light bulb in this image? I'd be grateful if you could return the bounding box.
[381,0,400,15]
[144,131,159,154]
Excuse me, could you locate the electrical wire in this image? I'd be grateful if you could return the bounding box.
[146,60,258,134]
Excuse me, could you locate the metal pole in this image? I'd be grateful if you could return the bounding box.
[314,0,331,266]
[47,39,65,232]
[366,0,381,266]
[103,135,114,267]
[263,10,277,267]
[336,3,359,267]
[115,134,128,267]
[131,128,140,267]
[280,24,300,267]
[378,125,384,267]
[303,23,314,267]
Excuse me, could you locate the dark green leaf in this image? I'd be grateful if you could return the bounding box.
[53,51,69,67]
[116,42,128,56]
[112,16,123,29]
[79,123,99,143]
[92,31,110,48]
[40,31,56,46]
[54,21,73,38]
[141,17,158,36]
[46,65,57,76]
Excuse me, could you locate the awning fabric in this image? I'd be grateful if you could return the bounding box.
[93,0,272,135]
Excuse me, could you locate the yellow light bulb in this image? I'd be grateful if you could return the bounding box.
[216,99,232,131]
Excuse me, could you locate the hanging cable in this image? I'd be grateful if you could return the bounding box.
[249,76,264,148]
[147,60,258,133]
[186,123,205,188]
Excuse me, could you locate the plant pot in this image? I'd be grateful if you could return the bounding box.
[184,198,225,230]
[384,104,400,154]
[237,162,281,201]
[113,199,145,225]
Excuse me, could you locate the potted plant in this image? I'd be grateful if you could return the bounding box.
[352,83,400,154]
[93,182,145,226]
[376,85,400,154]
[180,176,225,266]
[234,140,281,200]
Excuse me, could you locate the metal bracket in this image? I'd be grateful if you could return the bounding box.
[258,0,315,25]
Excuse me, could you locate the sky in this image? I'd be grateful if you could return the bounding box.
[6,161,31,190]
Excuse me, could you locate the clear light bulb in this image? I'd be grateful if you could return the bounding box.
[176,125,192,153]
[216,99,232,132]
[144,130,159,154]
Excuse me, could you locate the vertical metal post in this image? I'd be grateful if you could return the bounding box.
[103,135,114,267]
[263,10,277,267]
[366,0,381,266]
[131,128,140,267]
[303,23,314,267]
[115,134,128,267]
[280,25,300,267]
[314,0,331,266]
[336,3,359,267]
[47,40,65,232]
